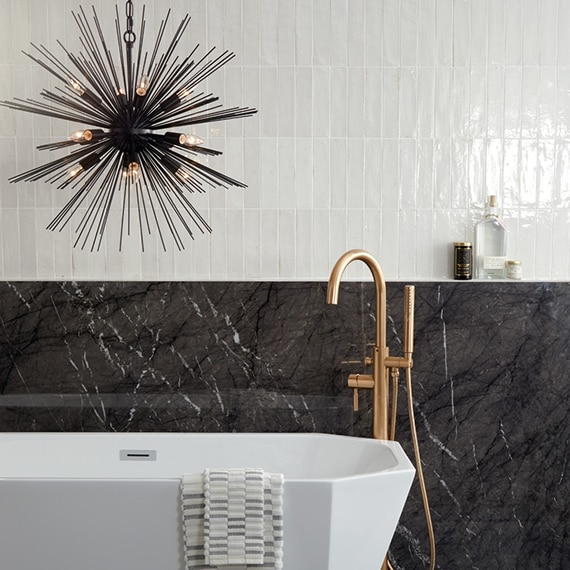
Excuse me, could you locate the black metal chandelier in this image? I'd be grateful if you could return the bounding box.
[0,1,257,251]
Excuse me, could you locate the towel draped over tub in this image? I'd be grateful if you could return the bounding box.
[182,468,284,570]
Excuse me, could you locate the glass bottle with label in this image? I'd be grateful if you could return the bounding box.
[475,195,507,279]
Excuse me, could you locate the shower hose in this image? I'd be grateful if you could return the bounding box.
[386,366,436,570]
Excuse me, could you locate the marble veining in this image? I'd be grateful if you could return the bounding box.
[0,281,569,569]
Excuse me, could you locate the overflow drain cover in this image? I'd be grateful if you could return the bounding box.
[120,449,157,461]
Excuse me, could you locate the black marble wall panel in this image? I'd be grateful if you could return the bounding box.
[0,281,568,569]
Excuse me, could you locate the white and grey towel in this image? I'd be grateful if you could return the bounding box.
[182,469,284,570]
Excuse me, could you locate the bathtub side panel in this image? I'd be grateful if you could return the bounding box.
[0,480,183,570]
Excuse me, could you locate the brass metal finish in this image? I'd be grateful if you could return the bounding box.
[326,250,435,570]
[327,249,406,439]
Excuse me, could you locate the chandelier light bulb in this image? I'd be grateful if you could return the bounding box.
[136,74,149,97]
[69,78,86,96]
[179,134,204,147]
[68,165,84,178]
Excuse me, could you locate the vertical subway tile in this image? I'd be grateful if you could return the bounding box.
[313,208,330,277]
[470,0,487,67]
[399,139,417,210]
[469,68,487,139]
[278,0,295,66]
[397,210,412,280]
[364,0,383,67]
[260,66,279,137]
[417,68,435,138]
[243,0,261,66]
[538,68,557,138]
[486,139,504,198]
[383,0,401,67]
[487,67,505,137]
[488,0,506,65]
[278,66,295,137]
[504,67,523,138]
[381,141,399,210]
[348,67,365,138]
[244,137,262,209]
[295,0,313,66]
[347,0,365,67]
[347,138,365,210]
[537,140,556,209]
[505,0,523,65]
[399,68,417,138]
[453,0,471,67]
[313,138,330,209]
[521,66,540,139]
[451,140,470,209]
[313,0,331,66]
[554,140,570,208]
[210,209,228,279]
[295,138,313,209]
[434,68,453,139]
[364,67,382,138]
[364,139,382,210]
[522,0,540,66]
[534,210,558,279]
[330,138,347,209]
[435,0,453,66]
[329,209,348,260]
[415,210,435,278]
[539,0,558,66]
[557,68,570,139]
[346,209,365,252]
[400,0,418,67]
[295,67,313,138]
[363,208,382,260]
[278,137,296,209]
[244,209,261,278]
[552,211,570,278]
[260,137,279,209]
[380,209,399,276]
[312,67,330,137]
[330,67,348,138]
[417,139,435,210]
[260,0,278,66]
[226,209,245,279]
[558,0,570,66]
[418,0,436,66]
[381,68,400,138]
[432,209,451,278]
[434,140,452,209]
[520,140,539,207]
[330,0,348,67]
[295,209,313,278]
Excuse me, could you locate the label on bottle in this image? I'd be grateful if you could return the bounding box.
[483,256,506,270]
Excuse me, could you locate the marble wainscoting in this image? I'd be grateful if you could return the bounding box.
[0,281,569,569]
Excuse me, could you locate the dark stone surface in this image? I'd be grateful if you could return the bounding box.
[0,281,569,569]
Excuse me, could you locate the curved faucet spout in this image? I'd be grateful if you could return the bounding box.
[326,249,389,440]
[326,249,386,351]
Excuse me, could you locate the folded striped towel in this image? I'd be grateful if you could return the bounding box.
[182,469,284,570]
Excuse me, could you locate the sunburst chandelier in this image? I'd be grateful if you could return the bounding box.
[0,1,257,251]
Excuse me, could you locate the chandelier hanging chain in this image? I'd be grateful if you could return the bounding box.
[124,0,136,46]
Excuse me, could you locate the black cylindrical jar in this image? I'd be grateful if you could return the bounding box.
[454,242,472,280]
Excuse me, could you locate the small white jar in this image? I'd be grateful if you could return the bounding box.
[506,260,522,280]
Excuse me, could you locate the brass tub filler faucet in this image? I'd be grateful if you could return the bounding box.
[326,249,436,570]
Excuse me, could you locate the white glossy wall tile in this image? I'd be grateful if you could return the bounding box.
[0,0,569,280]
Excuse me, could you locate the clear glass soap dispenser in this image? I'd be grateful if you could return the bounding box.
[475,195,507,279]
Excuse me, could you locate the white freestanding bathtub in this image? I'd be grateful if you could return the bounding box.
[0,432,414,570]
